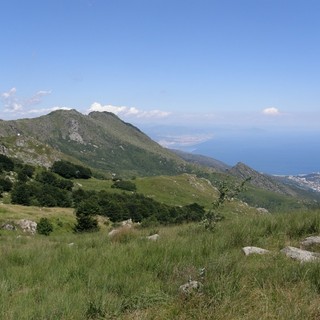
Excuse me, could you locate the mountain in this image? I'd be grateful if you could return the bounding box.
[170,149,230,172]
[227,162,299,196]
[0,110,186,177]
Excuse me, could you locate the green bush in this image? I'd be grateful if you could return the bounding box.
[51,160,92,179]
[111,180,137,191]
[37,218,53,236]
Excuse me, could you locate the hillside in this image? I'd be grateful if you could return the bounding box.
[170,149,230,172]
[0,110,186,177]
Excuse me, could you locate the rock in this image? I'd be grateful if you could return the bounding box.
[242,246,270,256]
[179,280,203,295]
[1,223,16,231]
[281,246,320,262]
[300,236,320,249]
[121,219,133,227]
[256,207,269,214]
[146,234,160,241]
[16,219,37,235]
[108,229,119,237]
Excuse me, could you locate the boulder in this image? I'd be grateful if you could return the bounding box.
[121,219,133,227]
[108,229,119,237]
[16,219,37,235]
[256,207,269,214]
[179,280,203,295]
[1,223,16,231]
[146,234,160,241]
[300,236,320,249]
[242,246,270,256]
[281,246,320,262]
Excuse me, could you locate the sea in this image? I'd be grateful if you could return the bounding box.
[191,131,320,175]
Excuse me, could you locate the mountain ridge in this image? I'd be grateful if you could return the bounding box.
[0,109,186,177]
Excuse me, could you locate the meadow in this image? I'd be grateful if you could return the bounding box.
[1,204,320,319]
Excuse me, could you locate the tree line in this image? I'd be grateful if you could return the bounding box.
[0,155,206,232]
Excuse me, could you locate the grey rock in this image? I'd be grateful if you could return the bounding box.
[179,280,203,295]
[146,234,160,241]
[281,246,320,262]
[242,246,270,256]
[16,219,37,235]
[300,236,320,249]
[1,223,16,231]
[256,207,269,214]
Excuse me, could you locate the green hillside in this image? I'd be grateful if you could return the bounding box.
[0,110,187,177]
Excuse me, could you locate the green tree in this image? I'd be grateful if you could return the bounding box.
[0,154,14,172]
[11,183,31,205]
[74,199,100,232]
[202,178,251,231]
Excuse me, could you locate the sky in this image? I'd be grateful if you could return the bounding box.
[1,0,320,173]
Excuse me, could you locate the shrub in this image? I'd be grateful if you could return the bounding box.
[37,218,53,236]
[0,154,14,172]
[51,160,92,179]
[111,180,137,192]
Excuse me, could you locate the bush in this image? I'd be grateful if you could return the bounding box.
[51,160,92,179]
[0,177,13,192]
[37,218,53,236]
[111,180,137,192]
[0,154,14,172]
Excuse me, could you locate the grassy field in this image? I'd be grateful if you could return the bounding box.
[1,204,320,319]
[76,174,219,208]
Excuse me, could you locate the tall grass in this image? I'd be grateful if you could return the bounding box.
[1,209,320,318]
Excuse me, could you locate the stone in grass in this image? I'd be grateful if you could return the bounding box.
[1,223,16,231]
[242,246,270,256]
[300,236,320,249]
[281,246,320,263]
[179,280,203,295]
[146,234,160,241]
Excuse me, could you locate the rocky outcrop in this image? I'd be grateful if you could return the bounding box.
[300,236,320,249]
[281,246,320,262]
[16,219,37,235]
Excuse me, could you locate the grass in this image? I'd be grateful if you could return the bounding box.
[76,173,219,208]
[1,205,320,318]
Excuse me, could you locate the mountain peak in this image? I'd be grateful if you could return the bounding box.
[0,110,185,177]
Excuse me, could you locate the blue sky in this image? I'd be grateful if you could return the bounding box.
[1,0,320,167]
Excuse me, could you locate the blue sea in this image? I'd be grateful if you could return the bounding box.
[191,131,320,175]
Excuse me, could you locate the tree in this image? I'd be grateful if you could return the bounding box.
[11,183,31,205]
[0,154,14,172]
[74,199,100,232]
[51,160,92,179]
[202,178,251,231]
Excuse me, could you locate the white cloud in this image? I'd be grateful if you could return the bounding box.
[262,107,281,116]
[25,106,72,114]
[1,87,17,99]
[1,87,52,113]
[88,102,171,119]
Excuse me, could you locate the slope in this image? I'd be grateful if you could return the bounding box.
[0,110,186,176]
